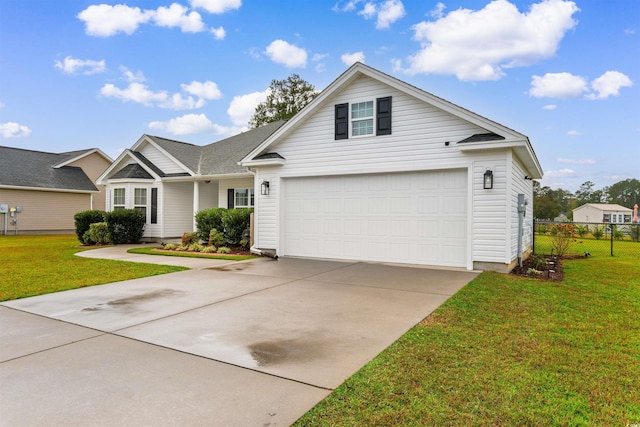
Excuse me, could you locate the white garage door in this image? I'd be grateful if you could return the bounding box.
[282,169,468,267]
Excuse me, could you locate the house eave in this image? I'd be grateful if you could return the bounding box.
[0,184,98,194]
[54,148,114,168]
[458,139,543,179]
[161,172,253,182]
[239,158,286,167]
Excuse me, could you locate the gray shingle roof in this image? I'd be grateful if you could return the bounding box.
[0,146,98,192]
[457,132,506,143]
[146,135,202,173]
[110,164,154,180]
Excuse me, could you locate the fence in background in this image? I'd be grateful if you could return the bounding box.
[533,220,640,258]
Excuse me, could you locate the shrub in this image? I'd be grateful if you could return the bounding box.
[188,242,203,252]
[74,210,106,243]
[574,224,589,238]
[89,222,110,245]
[592,225,604,240]
[222,208,252,245]
[209,228,226,247]
[202,246,217,253]
[537,225,548,235]
[104,209,145,244]
[83,230,93,245]
[164,243,178,250]
[175,245,189,251]
[181,232,198,246]
[612,226,625,241]
[217,246,231,254]
[549,223,575,257]
[529,253,547,270]
[195,208,226,242]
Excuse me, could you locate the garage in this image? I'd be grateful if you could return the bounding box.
[282,169,468,267]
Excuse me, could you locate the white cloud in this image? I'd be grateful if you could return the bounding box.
[0,122,32,138]
[227,90,269,126]
[190,0,241,14]
[358,0,405,29]
[333,0,363,13]
[624,28,636,35]
[54,56,106,75]
[149,113,231,135]
[430,2,446,19]
[567,130,581,136]
[77,4,153,36]
[101,81,204,110]
[153,3,206,33]
[121,67,146,83]
[210,26,226,40]
[542,104,557,110]
[181,80,223,100]
[531,70,633,100]
[529,72,588,98]
[544,168,575,178]
[400,0,579,81]
[586,71,633,100]
[341,51,366,66]
[557,158,595,165]
[265,40,307,68]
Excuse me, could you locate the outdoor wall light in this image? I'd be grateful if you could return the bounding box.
[260,180,270,195]
[483,170,494,189]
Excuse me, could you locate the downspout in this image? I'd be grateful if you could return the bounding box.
[517,193,527,267]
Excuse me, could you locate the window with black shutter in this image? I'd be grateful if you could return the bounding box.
[150,188,158,224]
[376,96,392,135]
[335,103,348,140]
[227,188,234,209]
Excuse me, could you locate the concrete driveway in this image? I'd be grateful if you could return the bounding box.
[1,248,478,426]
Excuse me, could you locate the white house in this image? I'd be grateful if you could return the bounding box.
[572,203,633,224]
[98,63,542,272]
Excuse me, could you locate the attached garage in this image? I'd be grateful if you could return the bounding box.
[282,169,468,267]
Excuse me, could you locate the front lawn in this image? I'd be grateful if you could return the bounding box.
[296,250,640,425]
[0,235,186,301]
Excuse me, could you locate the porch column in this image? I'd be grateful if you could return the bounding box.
[193,181,200,231]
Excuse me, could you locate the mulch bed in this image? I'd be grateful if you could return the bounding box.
[511,254,565,281]
[154,245,252,257]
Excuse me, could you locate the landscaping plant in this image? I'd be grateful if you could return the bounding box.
[73,210,106,243]
[195,207,226,242]
[549,223,575,257]
[104,209,145,244]
[222,208,252,245]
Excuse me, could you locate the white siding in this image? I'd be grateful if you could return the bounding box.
[254,168,279,249]
[139,142,188,175]
[509,153,534,261]
[198,181,219,210]
[471,154,509,264]
[257,75,488,252]
[162,182,194,237]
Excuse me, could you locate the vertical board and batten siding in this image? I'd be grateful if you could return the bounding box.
[217,177,254,208]
[0,189,91,231]
[254,169,281,249]
[509,153,534,261]
[255,75,489,251]
[470,154,509,264]
[139,142,189,175]
[162,182,194,237]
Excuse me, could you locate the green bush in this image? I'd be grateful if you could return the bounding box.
[209,228,226,247]
[82,230,93,245]
[612,226,625,241]
[592,225,604,240]
[188,242,203,252]
[202,246,217,253]
[574,224,589,238]
[164,243,178,250]
[195,208,226,242]
[217,246,231,254]
[89,222,110,245]
[104,209,145,244]
[73,210,106,243]
[222,208,253,245]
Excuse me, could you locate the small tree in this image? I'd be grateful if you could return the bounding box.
[249,74,318,128]
[550,223,575,257]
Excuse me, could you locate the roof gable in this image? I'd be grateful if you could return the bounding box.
[574,203,632,212]
[0,146,98,192]
[240,62,543,178]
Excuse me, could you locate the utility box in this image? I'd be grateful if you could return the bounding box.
[0,204,8,214]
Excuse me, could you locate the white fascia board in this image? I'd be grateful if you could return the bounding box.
[161,172,252,182]
[97,150,162,184]
[133,135,195,176]
[54,148,114,168]
[0,184,97,194]
[459,139,543,179]
[238,158,286,167]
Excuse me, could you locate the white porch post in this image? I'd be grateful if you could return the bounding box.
[193,181,200,231]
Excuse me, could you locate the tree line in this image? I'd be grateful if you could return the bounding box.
[534,179,640,220]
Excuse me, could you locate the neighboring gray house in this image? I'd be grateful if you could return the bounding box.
[573,203,633,224]
[99,63,543,272]
[0,146,112,234]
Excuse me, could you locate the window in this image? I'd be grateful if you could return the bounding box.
[234,188,254,208]
[351,101,374,136]
[134,188,147,221]
[113,188,125,210]
[335,97,392,140]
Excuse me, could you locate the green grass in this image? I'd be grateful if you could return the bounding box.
[296,249,640,425]
[127,246,258,261]
[0,235,186,301]
[535,233,640,258]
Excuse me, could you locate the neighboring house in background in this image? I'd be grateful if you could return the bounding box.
[573,203,633,224]
[96,121,286,239]
[99,62,543,272]
[0,146,112,234]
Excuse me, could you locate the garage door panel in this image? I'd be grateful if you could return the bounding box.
[283,170,467,267]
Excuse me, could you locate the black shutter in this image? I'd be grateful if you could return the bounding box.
[150,188,158,224]
[227,188,234,209]
[376,96,392,136]
[335,103,348,140]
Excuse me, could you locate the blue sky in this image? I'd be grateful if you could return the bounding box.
[1,0,637,191]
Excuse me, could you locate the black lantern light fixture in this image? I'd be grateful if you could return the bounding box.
[260,180,270,195]
[483,169,494,189]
